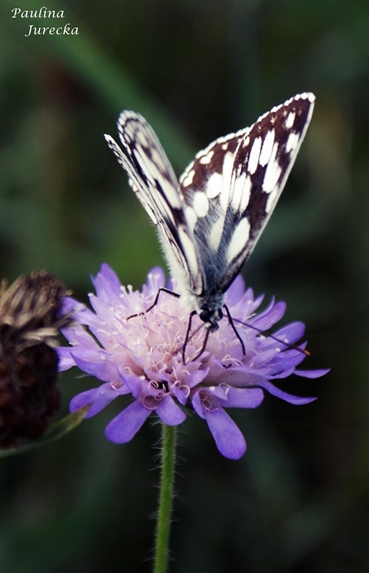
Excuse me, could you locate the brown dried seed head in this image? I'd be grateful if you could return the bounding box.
[0,271,70,447]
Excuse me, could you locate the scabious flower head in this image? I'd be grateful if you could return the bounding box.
[58,264,328,459]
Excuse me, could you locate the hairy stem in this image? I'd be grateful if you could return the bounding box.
[153,424,177,573]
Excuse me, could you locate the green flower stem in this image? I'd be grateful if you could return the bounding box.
[153,424,177,573]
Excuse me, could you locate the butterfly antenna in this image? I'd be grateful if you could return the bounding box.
[231,315,310,356]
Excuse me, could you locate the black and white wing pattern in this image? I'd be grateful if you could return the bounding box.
[105,92,315,328]
[104,112,203,299]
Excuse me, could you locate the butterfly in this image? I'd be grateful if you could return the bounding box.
[104,93,315,353]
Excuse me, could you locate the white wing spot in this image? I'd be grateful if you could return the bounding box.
[136,145,167,189]
[181,169,195,188]
[231,172,252,212]
[209,217,224,252]
[206,172,223,198]
[262,143,281,195]
[221,143,228,150]
[226,218,250,263]
[259,129,275,167]
[286,132,299,154]
[219,153,235,211]
[231,172,246,210]
[240,176,253,212]
[177,227,199,278]
[285,112,295,129]
[184,206,197,233]
[266,189,281,215]
[136,130,149,147]
[242,136,250,148]
[248,137,262,174]
[150,146,166,168]
[199,150,214,164]
[193,191,210,217]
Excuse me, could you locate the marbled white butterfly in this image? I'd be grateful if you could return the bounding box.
[104,93,315,354]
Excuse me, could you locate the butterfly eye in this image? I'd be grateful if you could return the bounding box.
[199,308,211,323]
[199,306,223,326]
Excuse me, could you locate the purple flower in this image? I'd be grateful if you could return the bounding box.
[58,264,328,459]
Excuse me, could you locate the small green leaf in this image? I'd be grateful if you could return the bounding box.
[0,407,88,458]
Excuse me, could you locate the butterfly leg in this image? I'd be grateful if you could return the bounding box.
[182,310,197,363]
[188,328,210,363]
[127,287,180,320]
[184,307,247,363]
[145,287,180,313]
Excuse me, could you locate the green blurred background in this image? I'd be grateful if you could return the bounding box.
[0,0,368,571]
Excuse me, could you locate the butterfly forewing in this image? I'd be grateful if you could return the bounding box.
[179,93,315,294]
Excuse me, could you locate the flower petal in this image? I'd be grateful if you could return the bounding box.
[105,400,151,443]
[204,407,246,459]
[57,347,78,371]
[70,381,127,417]
[62,297,101,327]
[294,368,330,378]
[143,267,165,297]
[93,263,123,299]
[156,396,186,425]
[223,387,264,408]
[71,349,120,382]
[257,379,317,404]
[60,324,99,348]
[251,300,286,330]
[225,274,245,304]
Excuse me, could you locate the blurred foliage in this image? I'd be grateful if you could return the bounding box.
[0,0,368,571]
[0,408,88,459]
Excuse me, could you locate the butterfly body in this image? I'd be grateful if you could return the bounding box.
[105,93,315,332]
